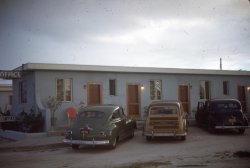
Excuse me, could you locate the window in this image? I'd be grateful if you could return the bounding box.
[150,80,162,100]
[112,110,120,119]
[223,81,229,95]
[109,79,116,96]
[19,81,27,103]
[79,111,105,119]
[56,78,72,101]
[200,81,210,99]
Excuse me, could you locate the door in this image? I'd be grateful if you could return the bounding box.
[178,84,190,113]
[127,84,140,117]
[238,85,246,112]
[87,83,102,105]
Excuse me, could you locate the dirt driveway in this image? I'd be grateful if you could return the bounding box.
[0,127,250,168]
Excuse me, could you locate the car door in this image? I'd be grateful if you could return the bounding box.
[119,107,132,137]
[111,109,126,140]
[196,102,204,124]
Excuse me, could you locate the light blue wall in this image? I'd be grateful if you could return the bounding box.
[12,72,36,116]
[12,70,250,131]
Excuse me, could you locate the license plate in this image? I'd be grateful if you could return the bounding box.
[228,117,236,123]
[80,128,89,135]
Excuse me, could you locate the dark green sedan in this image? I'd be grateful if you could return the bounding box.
[63,105,136,149]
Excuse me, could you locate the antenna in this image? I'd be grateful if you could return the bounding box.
[220,58,222,70]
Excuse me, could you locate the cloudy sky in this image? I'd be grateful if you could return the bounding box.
[0,0,250,71]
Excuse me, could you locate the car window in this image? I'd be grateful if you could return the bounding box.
[111,110,120,119]
[118,108,126,117]
[79,111,105,119]
[211,102,241,111]
[150,106,178,115]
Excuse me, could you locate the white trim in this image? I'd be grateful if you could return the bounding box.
[19,63,250,76]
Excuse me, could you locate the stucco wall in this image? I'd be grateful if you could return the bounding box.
[0,91,12,114]
[12,72,36,116]
[12,70,250,130]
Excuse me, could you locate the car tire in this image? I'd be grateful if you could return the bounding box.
[109,137,117,149]
[72,144,79,150]
[180,136,186,141]
[238,128,245,134]
[208,120,215,134]
[130,130,135,139]
[146,136,152,141]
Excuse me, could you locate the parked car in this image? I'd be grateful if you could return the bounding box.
[63,105,136,149]
[195,99,249,134]
[143,100,188,141]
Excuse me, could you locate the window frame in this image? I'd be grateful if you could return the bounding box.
[200,80,210,100]
[223,81,229,95]
[150,80,162,100]
[109,79,117,96]
[19,80,27,104]
[56,78,72,102]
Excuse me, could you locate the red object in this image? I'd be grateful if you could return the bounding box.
[67,107,77,119]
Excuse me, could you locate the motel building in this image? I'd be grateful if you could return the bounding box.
[1,63,250,132]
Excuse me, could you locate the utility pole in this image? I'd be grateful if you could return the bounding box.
[220,58,222,70]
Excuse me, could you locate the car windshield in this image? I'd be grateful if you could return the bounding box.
[212,102,241,111]
[78,111,105,119]
[150,106,178,115]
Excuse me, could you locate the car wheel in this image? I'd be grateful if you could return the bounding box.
[238,128,245,134]
[181,136,186,140]
[208,121,215,134]
[109,137,117,149]
[72,144,79,150]
[130,130,135,139]
[146,136,152,141]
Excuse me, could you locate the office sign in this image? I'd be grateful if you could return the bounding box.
[0,71,22,79]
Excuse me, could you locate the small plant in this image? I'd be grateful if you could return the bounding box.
[78,101,85,110]
[18,108,44,133]
[45,96,62,130]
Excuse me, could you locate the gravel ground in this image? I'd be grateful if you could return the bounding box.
[0,127,249,168]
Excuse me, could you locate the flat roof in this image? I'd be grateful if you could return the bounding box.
[16,63,250,76]
[0,84,12,92]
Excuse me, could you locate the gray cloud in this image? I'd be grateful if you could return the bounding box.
[0,0,250,70]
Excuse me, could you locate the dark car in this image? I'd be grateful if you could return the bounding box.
[143,100,188,140]
[195,99,249,134]
[63,105,136,149]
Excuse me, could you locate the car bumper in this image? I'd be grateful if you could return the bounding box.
[63,138,110,146]
[215,125,250,129]
[143,131,187,137]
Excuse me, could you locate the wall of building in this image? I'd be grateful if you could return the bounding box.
[12,70,250,131]
[0,86,12,114]
[12,72,36,116]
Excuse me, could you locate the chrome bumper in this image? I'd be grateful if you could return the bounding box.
[215,125,250,129]
[63,138,109,145]
[144,131,187,137]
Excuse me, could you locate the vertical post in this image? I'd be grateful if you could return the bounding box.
[220,58,222,70]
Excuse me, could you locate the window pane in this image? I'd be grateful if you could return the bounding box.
[223,81,229,95]
[65,79,72,101]
[150,80,162,100]
[200,81,210,99]
[19,81,27,103]
[56,79,64,101]
[109,79,116,96]
[199,81,205,99]
[205,81,210,99]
